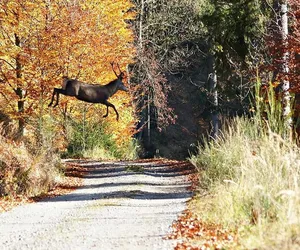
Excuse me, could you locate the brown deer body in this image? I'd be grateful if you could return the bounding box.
[48,64,127,120]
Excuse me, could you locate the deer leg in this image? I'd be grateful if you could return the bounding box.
[49,88,66,108]
[103,105,109,118]
[53,90,60,107]
[103,100,119,121]
[48,89,57,107]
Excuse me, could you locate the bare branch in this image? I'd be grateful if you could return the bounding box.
[0,58,15,70]
[188,77,206,88]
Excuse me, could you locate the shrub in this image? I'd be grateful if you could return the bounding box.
[65,120,139,160]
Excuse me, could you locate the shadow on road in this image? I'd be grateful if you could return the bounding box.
[43,190,193,202]
[43,160,195,203]
[64,160,195,178]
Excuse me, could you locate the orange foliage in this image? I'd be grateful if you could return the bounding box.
[0,0,136,149]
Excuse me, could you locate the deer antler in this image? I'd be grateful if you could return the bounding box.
[110,62,119,78]
[116,63,122,74]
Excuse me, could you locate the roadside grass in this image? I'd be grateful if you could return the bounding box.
[190,80,300,249]
[0,124,63,202]
[0,116,140,209]
[190,87,300,249]
[0,133,84,212]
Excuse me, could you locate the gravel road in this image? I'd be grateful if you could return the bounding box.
[0,160,194,250]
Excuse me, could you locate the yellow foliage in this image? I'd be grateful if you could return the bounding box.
[0,0,137,151]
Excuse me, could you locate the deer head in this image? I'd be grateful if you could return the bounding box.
[110,62,127,92]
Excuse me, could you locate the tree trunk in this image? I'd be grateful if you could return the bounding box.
[136,0,153,153]
[209,55,219,139]
[15,33,25,138]
[281,1,292,138]
[147,93,151,146]
[139,0,144,50]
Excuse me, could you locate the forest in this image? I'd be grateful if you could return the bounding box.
[0,0,299,248]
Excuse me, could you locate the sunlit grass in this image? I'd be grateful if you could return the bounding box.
[0,129,62,198]
[190,117,300,249]
[190,80,300,249]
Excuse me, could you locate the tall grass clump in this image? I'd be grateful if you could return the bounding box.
[190,81,300,249]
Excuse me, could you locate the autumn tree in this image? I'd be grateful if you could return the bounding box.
[0,0,136,151]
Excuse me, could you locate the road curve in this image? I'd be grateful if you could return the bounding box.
[0,160,194,250]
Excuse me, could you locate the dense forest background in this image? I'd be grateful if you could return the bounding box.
[0,0,299,192]
[131,0,299,159]
[0,0,299,160]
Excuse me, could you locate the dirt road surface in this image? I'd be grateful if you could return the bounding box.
[0,160,194,250]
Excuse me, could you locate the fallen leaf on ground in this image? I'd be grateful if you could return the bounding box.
[166,209,238,249]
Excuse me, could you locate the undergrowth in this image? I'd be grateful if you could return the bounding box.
[190,81,300,249]
[65,120,140,160]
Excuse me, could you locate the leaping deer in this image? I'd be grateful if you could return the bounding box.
[48,63,128,121]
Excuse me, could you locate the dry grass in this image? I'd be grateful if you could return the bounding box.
[190,117,300,249]
[0,130,62,199]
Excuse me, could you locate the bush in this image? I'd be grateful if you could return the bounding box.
[65,120,139,160]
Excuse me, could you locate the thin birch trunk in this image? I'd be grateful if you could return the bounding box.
[281,1,292,138]
[209,55,219,139]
